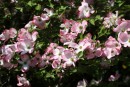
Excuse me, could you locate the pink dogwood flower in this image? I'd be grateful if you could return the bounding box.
[60,19,78,43]
[103,36,121,59]
[32,14,49,29]
[0,55,15,69]
[17,28,38,42]
[60,19,74,29]
[18,54,30,72]
[85,40,102,59]
[17,74,30,87]
[108,71,120,81]
[78,0,94,18]
[51,46,65,60]
[16,41,34,54]
[71,20,88,34]
[0,29,10,41]
[76,40,91,54]
[60,32,77,43]
[64,35,92,54]
[29,52,45,68]
[52,60,61,69]
[0,28,17,41]
[24,21,37,29]
[103,11,121,28]
[44,8,53,17]
[16,28,38,54]
[86,46,103,59]
[118,32,130,47]
[9,28,17,38]
[62,49,77,68]
[1,45,15,62]
[113,20,130,32]
[44,43,58,55]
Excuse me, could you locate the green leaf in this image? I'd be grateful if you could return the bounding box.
[78,51,84,58]
[36,41,44,49]
[89,19,95,25]
[46,73,55,78]
[95,15,101,20]
[15,7,23,12]
[27,1,32,6]
[35,4,41,11]
[27,1,36,7]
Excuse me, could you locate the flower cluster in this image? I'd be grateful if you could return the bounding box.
[103,11,121,28]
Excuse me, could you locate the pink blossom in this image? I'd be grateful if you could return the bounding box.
[16,29,38,54]
[28,58,38,67]
[60,32,77,43]
[60,19,74,29]
[17,74,30,87]
[18,54,30,72]
[16,41,34,54]
[118,32,130,47]
[103,11,121,28]
[17,28,38,42]
[0,29,10,41]
[113,20,130,32]
[17,28,28,41]
[71,20,88,34]
[64,33,92,54]
[52,60,61,69]
[31,31,38,41]
[44,43,58,55]
[24,21,37,31]
[76,34,93,53]
[51,46,65,60]
[9,43,19,52]
[0,44,18,69]
[62,49,77,68]
[86,41,102,59]
[105,36,121,50]
[44,8,53,17]
[64,35,92,54]
[76,39,91,53]
[78,0,94,18]
[60,19,79,43]
[41,54,51,65]
[0,28,17,41]
[32,14,49,29]
[37,60,46,68]
[0,55,15,69]
[1,45,15,62]
[103,36,121,59]
[103,47,118,59]
[108,71,120,81]
[64,41,77,48]
[94,47,103,57]
[29,52,45,68]
[9,28,17,38]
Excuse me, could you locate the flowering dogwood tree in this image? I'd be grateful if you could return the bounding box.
[0,0,130,87]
